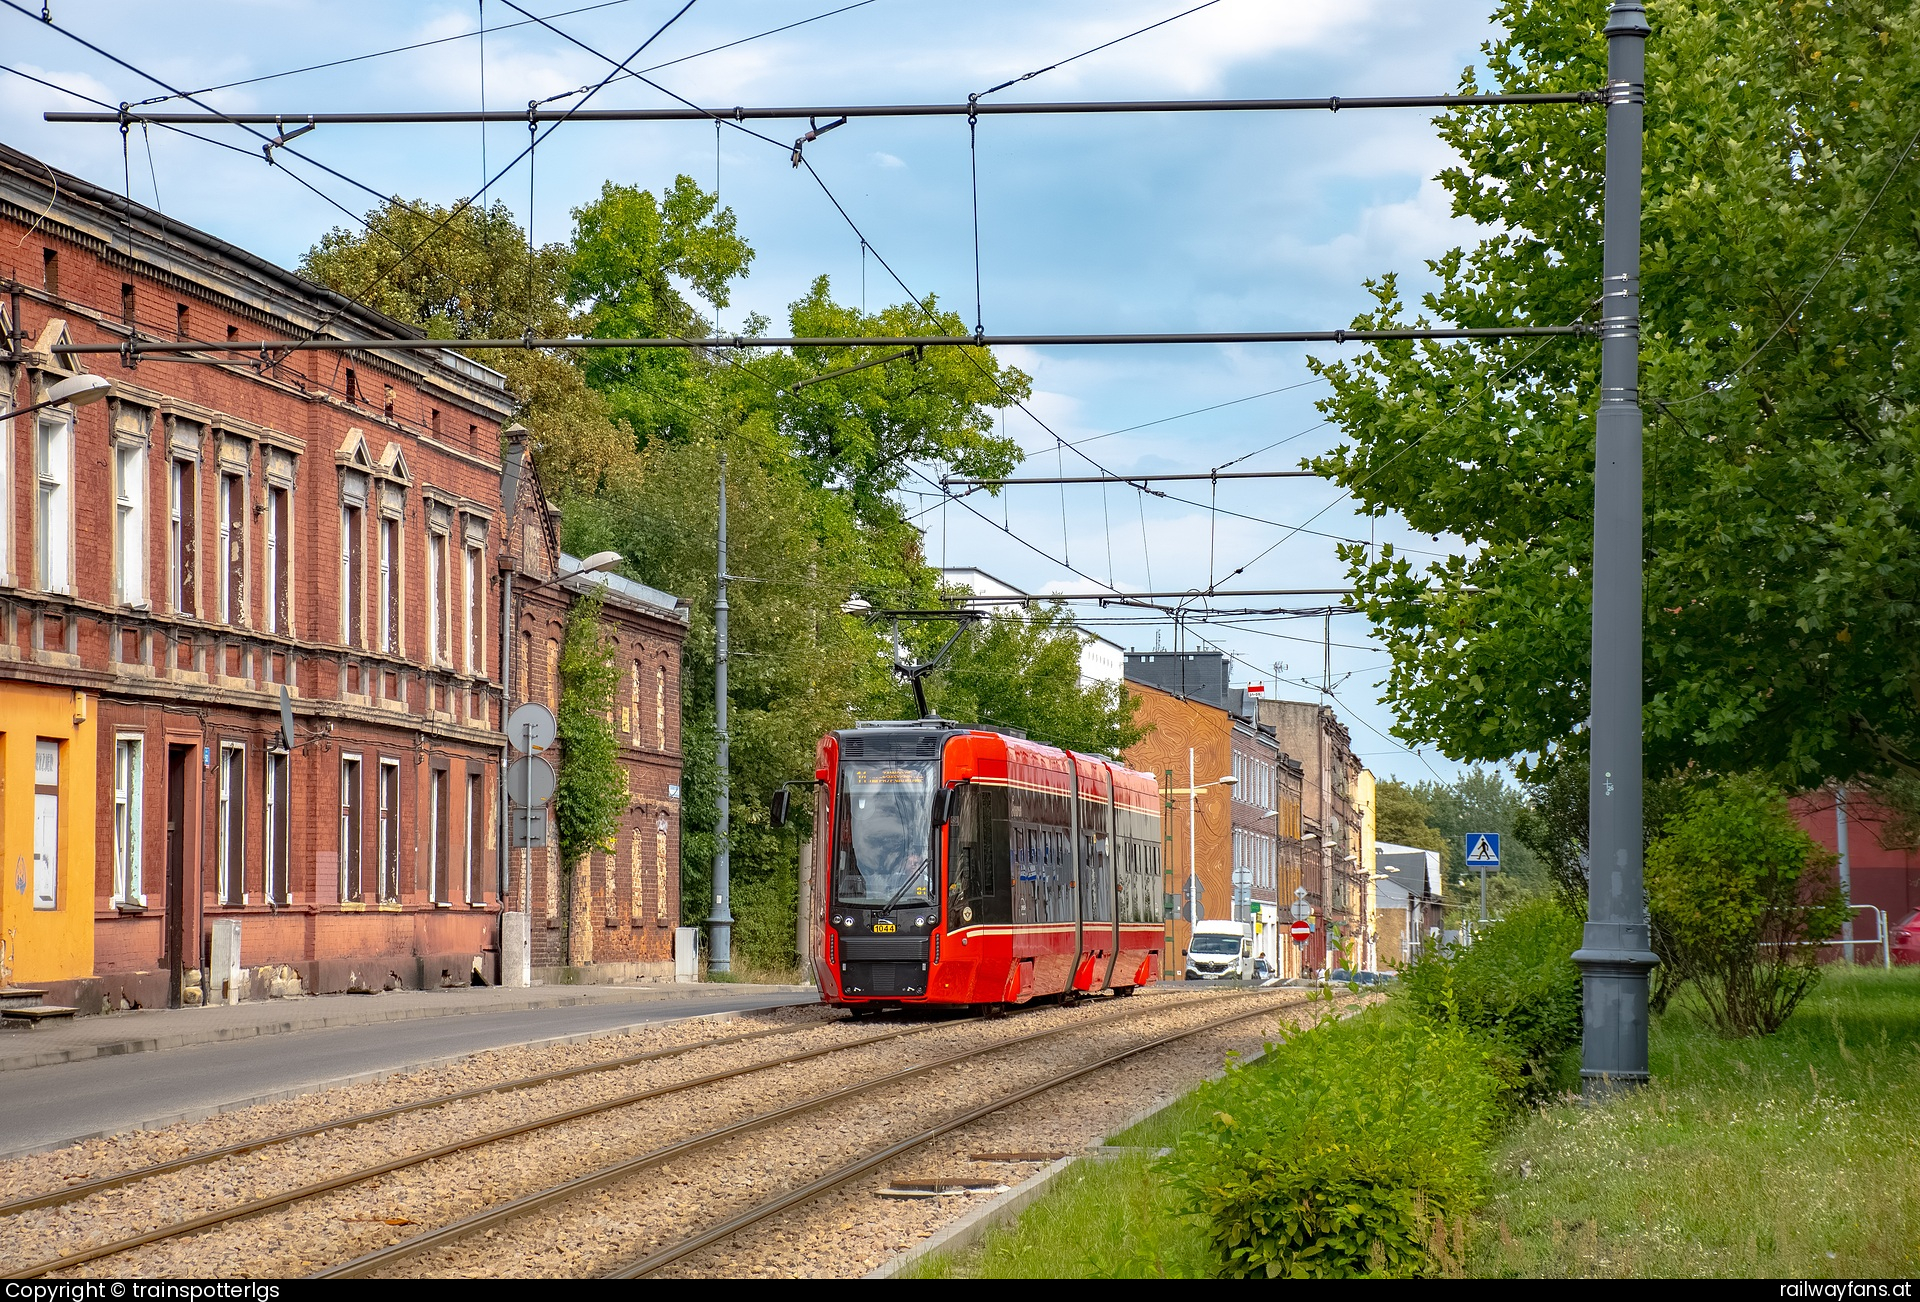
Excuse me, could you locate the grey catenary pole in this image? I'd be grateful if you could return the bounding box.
[708,450,734,974]
[1572,0,1659,1095]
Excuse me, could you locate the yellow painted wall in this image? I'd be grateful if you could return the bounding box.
[0,682,95,985]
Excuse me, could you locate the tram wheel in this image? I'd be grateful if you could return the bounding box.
[1113,984,1135,997]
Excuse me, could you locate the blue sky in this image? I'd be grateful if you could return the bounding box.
[0,0,1522,784]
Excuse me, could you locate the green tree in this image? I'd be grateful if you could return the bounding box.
[554,591,626,961]
[1307,0,1920,786]
[1645,773,1848,1035]
[300,196,635,495]
[1413,769,1549,907]
[566,176,756,453]
[1374,779,1445,855]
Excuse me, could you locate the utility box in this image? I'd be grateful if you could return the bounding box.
[500,912,532,988]
[674,926,699,982]
[209,920,242,1005]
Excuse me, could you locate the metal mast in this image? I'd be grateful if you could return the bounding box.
[1573,0,1659,1094]
[708,450,734,974]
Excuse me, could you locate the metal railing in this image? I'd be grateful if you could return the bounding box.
[1760,904,1891,969]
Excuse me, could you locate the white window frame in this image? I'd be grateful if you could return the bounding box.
[465,771,482,904]
[430,765,447,905]
[378,514,399,654]
[378,758,401,903]
[464,543,483,675]
[265,749,291,905]
[264,484,286,635]
[340,753,363,901]
[114,440,148,607]
[427,527,448,666]
[217,470,246,626]
[217,741,246,905]
[35,408,71,594]
[169,458,190,614]
[112,735,146,907]
[341,503,363,647]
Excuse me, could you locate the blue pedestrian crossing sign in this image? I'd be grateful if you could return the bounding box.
[1464,833,1501,871]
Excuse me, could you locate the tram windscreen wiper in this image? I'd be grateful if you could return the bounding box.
[879,862,932,915]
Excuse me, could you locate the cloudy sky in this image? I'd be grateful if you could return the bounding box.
[1,0,1523,783]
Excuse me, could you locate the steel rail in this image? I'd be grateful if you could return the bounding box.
[607,997,1296,1278]
[0,1018,819,1220]
[50,325,1588,359]
[45,92,1603,127]
[2,1015,967,1279]
[310,992,1278,1279]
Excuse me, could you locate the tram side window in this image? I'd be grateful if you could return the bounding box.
[948,784,1011,925]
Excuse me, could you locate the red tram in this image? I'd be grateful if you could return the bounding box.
[796,720,1166,1010]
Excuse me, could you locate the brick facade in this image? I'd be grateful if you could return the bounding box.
[1260,698,1364,972]
[502,455,688,979]
[0,143,686,1009]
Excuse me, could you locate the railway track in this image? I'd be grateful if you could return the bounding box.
[317,991,1302,1280]
[4,989,1279,1279]
[0,1016,831,1220]
[609,998,1287,1279]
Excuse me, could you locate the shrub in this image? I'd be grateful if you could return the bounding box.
[1166,1007,1505,1278]
[1645,773,1849,1037]
[1399,896,1584,1099]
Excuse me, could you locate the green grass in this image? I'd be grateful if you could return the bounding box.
[900,1149,1216,1279]
[1472,966,1920,1278]
[910,968,1920,1279]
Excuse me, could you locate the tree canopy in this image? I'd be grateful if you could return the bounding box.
[1309,0,1920,786]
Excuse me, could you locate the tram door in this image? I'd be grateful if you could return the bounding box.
[808,783,831,988]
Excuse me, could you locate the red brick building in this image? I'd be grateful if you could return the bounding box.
[503,448,688,978]
[0,143,685,1009]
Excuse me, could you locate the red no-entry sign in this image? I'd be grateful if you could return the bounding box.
[1290,919,1312,941]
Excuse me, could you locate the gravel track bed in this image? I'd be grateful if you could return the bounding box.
[0,1004,833,1212]
[372,990,1310,1280]
[18,990,1232,1278]
[696,996,1335,1278]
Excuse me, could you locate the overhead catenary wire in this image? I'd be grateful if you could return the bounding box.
[51,92,1604,126]
[1065,376,1324,449]
[0,62,431,274]
[53,325,1588,359]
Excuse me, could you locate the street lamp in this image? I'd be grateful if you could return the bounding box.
[0,373,110,421]
[1164,760,1236,969]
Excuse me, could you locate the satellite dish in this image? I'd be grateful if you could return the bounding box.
[278,685,298,751]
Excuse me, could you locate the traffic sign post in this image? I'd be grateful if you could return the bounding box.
[1290,918,1312,943]
[1465,832,1501,923]
[505,702,557,917]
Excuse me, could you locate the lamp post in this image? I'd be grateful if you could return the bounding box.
[1572,0,1660,1097]
[0,373,110,421]
[1163,760,1236,976]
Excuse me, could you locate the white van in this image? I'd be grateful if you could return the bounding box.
[1185,919,1253,981]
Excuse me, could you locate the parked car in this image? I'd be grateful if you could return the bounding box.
[1894,908,1920,966]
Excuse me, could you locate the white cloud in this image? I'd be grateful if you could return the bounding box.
[870,151,905,169]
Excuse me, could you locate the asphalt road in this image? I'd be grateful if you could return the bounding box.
[1,991,821,1158]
